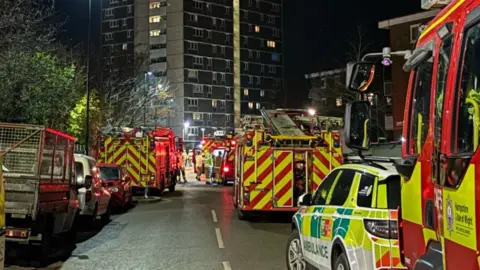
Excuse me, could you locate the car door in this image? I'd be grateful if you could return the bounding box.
[314,169,356,269]
[299,169,339,268]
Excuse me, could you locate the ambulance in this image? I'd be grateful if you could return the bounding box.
[286,102,405,270]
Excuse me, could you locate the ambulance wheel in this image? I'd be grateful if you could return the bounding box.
[286,229,308,270]
[333,253,350,270]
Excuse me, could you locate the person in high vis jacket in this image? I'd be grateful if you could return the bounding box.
[195,152,203,181]
[204,150,214,185]
[177,150,187,183]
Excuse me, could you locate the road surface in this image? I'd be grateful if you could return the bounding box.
[7,168,293,270]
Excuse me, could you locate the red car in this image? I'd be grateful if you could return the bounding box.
[98,164,132,210]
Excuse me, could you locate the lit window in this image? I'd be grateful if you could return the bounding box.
[244,89,249,96]
[193,113,202,120]
[212,100,218,106]
[336,98,342,107]
[256,103,261,109]
[248,102,254,109]
[255,25,260,32]
[267,41,275,48]
[150,30,161,36]
[122,43,127,50]
[150,2,160,9]
[260,90,265,97]
[150,16,161,23]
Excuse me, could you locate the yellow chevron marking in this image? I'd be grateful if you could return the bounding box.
[274,152,293,207]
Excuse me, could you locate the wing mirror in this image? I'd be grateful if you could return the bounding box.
[346,62,376,92]
[298,193,312,206]
[344,101,371,150]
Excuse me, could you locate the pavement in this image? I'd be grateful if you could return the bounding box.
[5,166,293,270]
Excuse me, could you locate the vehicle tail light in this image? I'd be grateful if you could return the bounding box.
[223,166,229,172]
[86,190,92,202]
[243,192,250,205]
[231,140,236,145]
[364,219,398,239]
[6,229,28,239]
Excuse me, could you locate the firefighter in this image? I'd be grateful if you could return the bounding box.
[204,150,214,185]
[177,150,187,183]
[195,151,203,181]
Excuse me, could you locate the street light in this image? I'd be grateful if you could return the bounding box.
[307,108,316,135]
[144,72,153,126]
[201,128,205,139]
[84,0,93,155]
[183,121,190,141]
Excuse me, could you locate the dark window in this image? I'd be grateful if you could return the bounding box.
[377,175,401,210]
[452,22,480,154]
[100,167,121,180]
[433,26,453,184]
[75,162,84,180]
[356,173,375,208]
[312,170,339,205]
[408,55,434,155]
[328,170,355,206]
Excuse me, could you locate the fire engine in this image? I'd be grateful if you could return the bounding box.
[233,109,343,220]
[192,130,236,184]
[344,0,480,268]
[96,127,182,195]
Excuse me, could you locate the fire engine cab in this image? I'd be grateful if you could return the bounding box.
[345,0,480,269]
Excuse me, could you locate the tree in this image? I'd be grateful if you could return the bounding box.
[345,24,373,62]
[0,52,84,130]
[68,92,102,144]
[0,0,59,53]
[100,52,176,131]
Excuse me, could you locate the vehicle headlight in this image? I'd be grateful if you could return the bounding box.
[109,187,119,193]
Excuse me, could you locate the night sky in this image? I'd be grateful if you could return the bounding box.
[55,0,423,107]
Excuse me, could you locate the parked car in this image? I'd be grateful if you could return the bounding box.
[97,163,132,211]
[74,154,111,225]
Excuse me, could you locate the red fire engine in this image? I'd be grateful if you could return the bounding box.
[97,127,182,194]
[345,0,480,268]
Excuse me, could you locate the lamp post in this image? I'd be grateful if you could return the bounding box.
[201,128,205,139]
[84,0,92,155]
[308,108,316,135]
[183,121,190,141]
[144,72,153,126]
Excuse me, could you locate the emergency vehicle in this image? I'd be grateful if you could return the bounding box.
[193,130,236,184]
[288,164,405,270]
[96,127,181,194]
[233,109,343,220]
[344,0,480,268]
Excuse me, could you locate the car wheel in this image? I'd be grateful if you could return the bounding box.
[286,230,308,270]
[333,253,350,270]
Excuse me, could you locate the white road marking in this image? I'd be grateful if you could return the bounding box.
[222,261,232,270]
[211,210,218,223]
[215,228,225,248]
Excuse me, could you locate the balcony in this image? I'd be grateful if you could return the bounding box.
[150,62,167,72]
[150,48,166,59]
[149,6,167,16]
[150,34,166,45]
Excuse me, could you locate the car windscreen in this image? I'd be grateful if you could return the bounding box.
[99,167,120,180]
[377,175,401,210]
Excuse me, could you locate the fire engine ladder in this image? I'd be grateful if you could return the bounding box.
[260,109,305,137]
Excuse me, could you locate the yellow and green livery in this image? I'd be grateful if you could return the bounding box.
[287,164,406,270]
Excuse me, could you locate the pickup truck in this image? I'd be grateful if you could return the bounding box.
[0,123,85,255]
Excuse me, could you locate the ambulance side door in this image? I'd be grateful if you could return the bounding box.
[300,169,339,269]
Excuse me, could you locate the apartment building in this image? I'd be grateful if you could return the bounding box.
[100,0,283,146]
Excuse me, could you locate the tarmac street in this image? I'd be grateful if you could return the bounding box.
[6,167,293,270]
